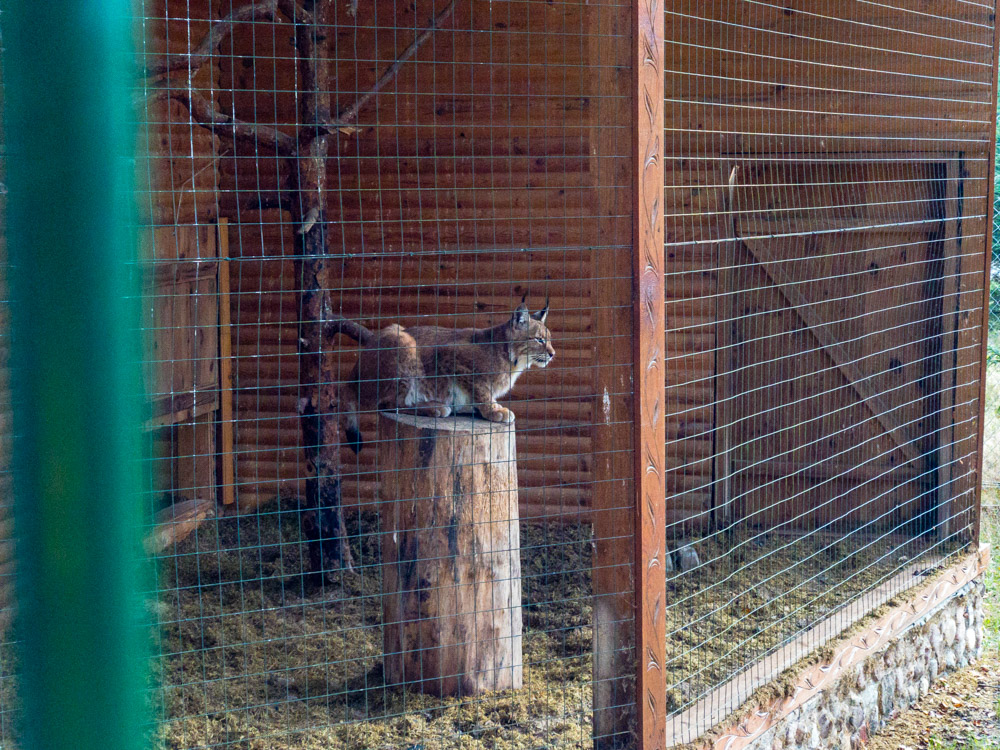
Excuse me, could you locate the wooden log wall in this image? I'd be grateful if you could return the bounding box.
[218,1,615,520]
[140,0,220,225]
[210,0,996,538]
[664,0,996,536]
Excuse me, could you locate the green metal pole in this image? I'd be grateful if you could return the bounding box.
[3,2,148,750]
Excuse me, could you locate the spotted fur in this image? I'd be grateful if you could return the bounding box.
[326,299,554,452]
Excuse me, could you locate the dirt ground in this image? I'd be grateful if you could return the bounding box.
[865,655,1000,750]
[865,506,1000,750]
[146,504,942,749]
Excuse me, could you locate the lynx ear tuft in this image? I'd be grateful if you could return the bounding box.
[511,302,529,330]
[532,297,550,324]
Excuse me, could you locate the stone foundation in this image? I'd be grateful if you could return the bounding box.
[748,579,985,750]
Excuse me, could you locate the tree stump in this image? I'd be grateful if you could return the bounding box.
[378,412,523,697]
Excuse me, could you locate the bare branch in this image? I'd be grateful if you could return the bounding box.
[276,0,313,25]
[144,0,279,78]
[326,0,457,130]
[147,86,297,155]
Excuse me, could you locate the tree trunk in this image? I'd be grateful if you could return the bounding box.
[378,412,523,697]
[292,0,352,577]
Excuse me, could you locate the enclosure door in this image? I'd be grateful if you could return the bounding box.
[144,224,222,505]
[718,158,964,535]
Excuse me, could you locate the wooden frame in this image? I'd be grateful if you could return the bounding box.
[217,218,236,507]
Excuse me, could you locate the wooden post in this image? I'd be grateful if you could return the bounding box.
[216,218,236,507]
[635,1,667,748]
[378,412,522,698]
[590,0,638,745]
[936,159,961,538]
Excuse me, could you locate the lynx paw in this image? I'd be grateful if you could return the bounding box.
[418,403,451,418]
[485,406,514,423]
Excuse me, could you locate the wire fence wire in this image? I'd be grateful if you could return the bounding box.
[985,114,1000,493]
[662,2,993,739]
[0,2,995,750]
[135,2,633,750]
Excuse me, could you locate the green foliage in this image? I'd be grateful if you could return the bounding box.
[928,738,1000,750]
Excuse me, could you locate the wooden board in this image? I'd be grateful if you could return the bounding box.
[217,220,235,505]
[145,223,221,505]
[975,3,1000,543]
[589,0,637,745]
[726,159,969,534]
[139,0,219,223]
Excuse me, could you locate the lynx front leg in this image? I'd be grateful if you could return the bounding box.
[471,384,514,423]
[480,404,514,423]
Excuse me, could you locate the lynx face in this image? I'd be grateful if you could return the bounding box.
[508,301,555,371]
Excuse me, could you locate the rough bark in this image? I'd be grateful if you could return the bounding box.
[378,412,523,697]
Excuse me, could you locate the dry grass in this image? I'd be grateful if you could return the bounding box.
[152,509,593,750]
[146,508,942,749]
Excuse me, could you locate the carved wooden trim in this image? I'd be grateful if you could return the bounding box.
[634,0,667,747]
[672,544,990,750]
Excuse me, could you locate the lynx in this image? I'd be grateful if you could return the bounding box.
[325,298,554,452]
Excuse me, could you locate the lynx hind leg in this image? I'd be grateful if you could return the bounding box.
[378,391,451,419]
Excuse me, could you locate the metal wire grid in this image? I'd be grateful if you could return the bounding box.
[984,104,1000,493]
[663,0,992,738]
[0,1,992,749]
[132,2,633,750]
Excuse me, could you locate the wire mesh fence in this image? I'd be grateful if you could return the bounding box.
[986,112,1000,493]
[0,1,995,749]
[662,2,993,736]
[136,2,635,749]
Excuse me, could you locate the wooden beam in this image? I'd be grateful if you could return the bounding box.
[145,388,219,429]
[732,458,921,483]
[936,160,961,538]
[144,497,217,554]
[712,167,739,526]
[635,0,667,747]
[217,219,236,506]
[739,232,923,468]
[590,0,638,745]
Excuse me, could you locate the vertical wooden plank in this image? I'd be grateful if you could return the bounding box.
[590,0,637,747]
[975,3,1000,543]
[176,414,217,504]
[936,160,960,538]
[217,219,235,506]
[635,0,666,747]
[712,167,738,526]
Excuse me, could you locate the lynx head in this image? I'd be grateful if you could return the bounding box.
[506,297,555,370]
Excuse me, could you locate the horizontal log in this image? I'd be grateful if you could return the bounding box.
[145,497,217,554]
